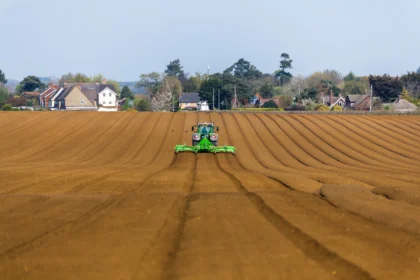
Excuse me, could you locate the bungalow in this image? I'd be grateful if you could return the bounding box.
[391,98,418,112]
[179,92,201,110]
[346,94,381,110]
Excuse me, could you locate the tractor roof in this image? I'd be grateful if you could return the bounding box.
[197,122,214,126]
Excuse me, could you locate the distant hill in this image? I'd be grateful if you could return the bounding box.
[119,82,146,94]
[3,79,19,92]
[37,76,59,84]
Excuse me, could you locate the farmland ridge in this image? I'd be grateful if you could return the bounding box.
[0,111,420,280]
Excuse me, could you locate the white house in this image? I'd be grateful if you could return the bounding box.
[98,87,118,111]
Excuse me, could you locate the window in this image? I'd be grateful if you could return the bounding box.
[109,101,112,104]
[103,101,106,104]
[109,92,111,97]
[103,92,106,96]
[80,100,85,104]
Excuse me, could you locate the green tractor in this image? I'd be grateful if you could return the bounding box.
[174,122,236,154]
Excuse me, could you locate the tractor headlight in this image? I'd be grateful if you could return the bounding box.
[210,134,218,141]
[193,134,200,140]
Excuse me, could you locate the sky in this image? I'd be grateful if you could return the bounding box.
[1,0,419,81]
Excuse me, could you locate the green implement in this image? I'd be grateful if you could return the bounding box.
[174,122,236,154]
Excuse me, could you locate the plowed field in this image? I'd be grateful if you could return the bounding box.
[0,112,419,280]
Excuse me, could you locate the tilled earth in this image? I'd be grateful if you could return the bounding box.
[0,111,419,279]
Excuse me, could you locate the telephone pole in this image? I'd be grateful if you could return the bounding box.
[212,88,215,110]
[369,84,373,112]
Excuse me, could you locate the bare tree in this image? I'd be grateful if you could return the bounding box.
[150,89,172,112]
[401,80,420,98]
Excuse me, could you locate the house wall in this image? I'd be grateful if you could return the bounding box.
[98,88,117,107]
[180,102,197,109]
[65,87,95,108]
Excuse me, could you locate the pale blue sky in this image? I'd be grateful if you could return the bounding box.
[1,0,419,81]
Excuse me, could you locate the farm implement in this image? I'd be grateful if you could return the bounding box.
[174,122,236,154]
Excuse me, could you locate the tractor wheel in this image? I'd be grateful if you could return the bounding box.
[192,141,199,146]
[212,141,218,146]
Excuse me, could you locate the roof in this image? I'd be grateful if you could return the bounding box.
[44,89,58,99]
[40,87,56,98]
[354,94,370,108]
[51,88,64,101]
[346,94,360,102]
[393,99,418,110]
[63,83,116,101]
[330,97,346,107]
[55,86,75,101]
[23,92,40,97]
[179,92,201,103]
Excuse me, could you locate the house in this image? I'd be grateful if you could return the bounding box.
[345,94,360,108]
[97,86,118,111]
[347,94,381,110]
[54,86,96,110]
[318,93,346,109]
[39,85,59,107]
[52,83,118,111]
[391,98,418,112]
[49,88,64,108]
[179,93,201,110]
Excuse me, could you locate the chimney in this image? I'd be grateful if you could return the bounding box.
[329,92,333,105]
[101,78,107,84]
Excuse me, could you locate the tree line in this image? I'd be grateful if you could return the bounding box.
[136,57,420,111]
[1,62,419,111]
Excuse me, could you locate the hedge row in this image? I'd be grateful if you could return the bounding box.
[230,108,285,112]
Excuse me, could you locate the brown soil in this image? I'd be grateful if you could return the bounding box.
[0,112,419,280]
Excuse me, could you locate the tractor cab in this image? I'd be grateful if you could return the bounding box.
[193,122,218,134]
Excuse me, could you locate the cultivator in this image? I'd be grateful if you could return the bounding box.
[174,122,236,154]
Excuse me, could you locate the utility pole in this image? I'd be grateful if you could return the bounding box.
[369,84,373,112]
[212,88,215,110]
[218,89,220,110]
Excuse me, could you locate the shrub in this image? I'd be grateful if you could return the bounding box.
[2,104,13,111]
[316,104,330,111]
[7,96,26,107]
[134,98,151,111]
[331,105,343,111]
[262,100,278,108]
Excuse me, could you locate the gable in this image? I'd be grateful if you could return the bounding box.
[330,97,346,108]
[65,87,94,106]
[98,87,117,97]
